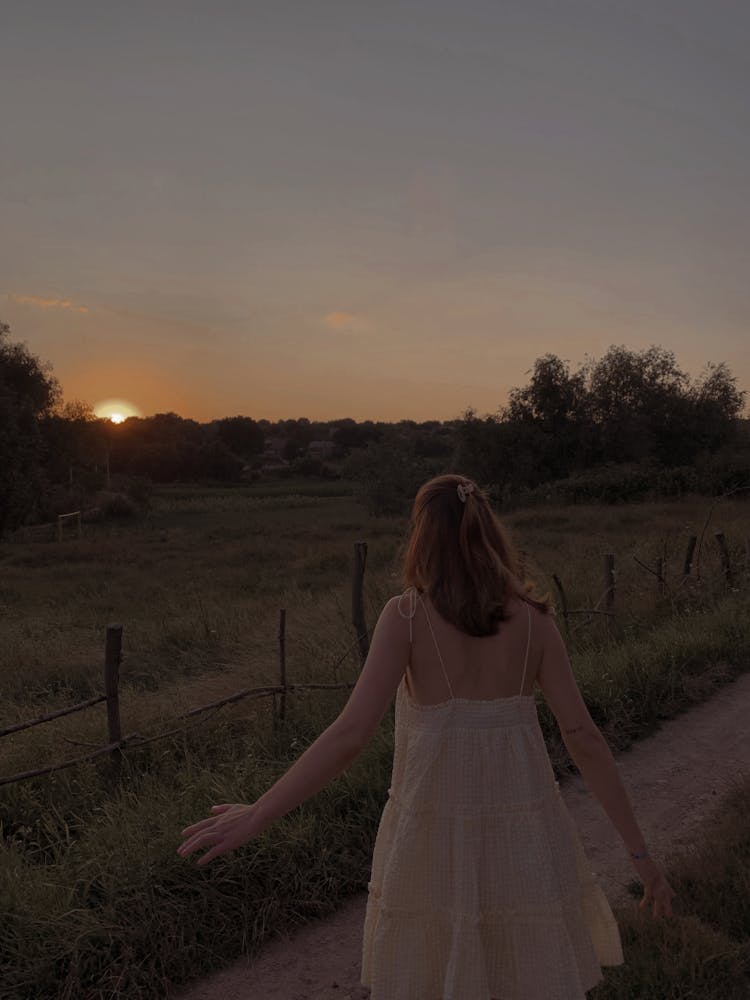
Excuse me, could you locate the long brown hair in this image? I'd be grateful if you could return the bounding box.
[401,474,551,636]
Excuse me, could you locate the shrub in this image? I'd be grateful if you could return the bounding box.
[96,491,139,519]
[343,438,438,516]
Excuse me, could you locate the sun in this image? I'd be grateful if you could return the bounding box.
[94,398,143,423]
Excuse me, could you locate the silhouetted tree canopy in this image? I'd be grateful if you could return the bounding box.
[467,344,747,490]
[212,416,265,458]
[1,322,747,530]
[0,321,62,534]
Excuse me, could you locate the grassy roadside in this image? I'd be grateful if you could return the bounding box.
[540,588,750,777]
[1,491,749,998]
[1,588,749,999]
[591,771,750,999]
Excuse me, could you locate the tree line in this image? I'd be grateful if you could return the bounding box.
[453,347,746,490]
[1,319,747,533]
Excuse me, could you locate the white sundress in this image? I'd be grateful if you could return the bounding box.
[361,588,624,1000]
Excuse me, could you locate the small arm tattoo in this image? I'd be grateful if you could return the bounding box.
[564,725,584,736]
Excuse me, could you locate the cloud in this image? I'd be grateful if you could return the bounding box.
[323,310,366,332]
[9,294,89,314]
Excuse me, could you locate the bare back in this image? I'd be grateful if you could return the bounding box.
[403,591,540,705]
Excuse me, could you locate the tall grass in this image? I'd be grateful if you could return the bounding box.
[0,488,749,998]
[591,772,750,999]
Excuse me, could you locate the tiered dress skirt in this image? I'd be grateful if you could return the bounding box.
[361,681,624,1000]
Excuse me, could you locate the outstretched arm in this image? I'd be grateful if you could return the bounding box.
[178,595,409,864]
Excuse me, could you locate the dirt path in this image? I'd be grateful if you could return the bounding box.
[171,671,750,1000]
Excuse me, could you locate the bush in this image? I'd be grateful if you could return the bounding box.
[503,464,656,508]
[37,484,91,521]
[109,473,153,506]
[500,455,750,510]
[96,491,138,519]
[280,457,340,479]
[343,438,439,516]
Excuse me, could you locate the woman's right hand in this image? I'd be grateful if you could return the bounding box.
[631,856,676,919]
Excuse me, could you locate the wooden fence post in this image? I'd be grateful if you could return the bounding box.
[352,541,370,669]
[714,532,733,586]
[656,556,666,593]
[278,609,287,722]
[683,535,697,578]
[604,554,615,612]
[56,510,82,542]
[104,624,123,782]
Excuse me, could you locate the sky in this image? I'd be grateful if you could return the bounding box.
[1,0,749,423]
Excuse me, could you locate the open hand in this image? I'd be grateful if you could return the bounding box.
[177,802,262,866]
[632,858,676,919]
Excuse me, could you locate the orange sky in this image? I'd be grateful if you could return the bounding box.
[2,3,749,422]
[4,269,748,423]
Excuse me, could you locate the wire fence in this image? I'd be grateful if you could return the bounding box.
[0,541,371,788]
[2,529,747,789]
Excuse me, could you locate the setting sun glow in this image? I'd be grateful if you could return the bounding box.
[94,398,142,423]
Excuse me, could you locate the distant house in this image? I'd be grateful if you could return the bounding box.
[260,437,289,468]
[307,440,335,459]
[263,436,287,457]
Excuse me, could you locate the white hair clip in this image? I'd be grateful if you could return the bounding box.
[457,481,475,503]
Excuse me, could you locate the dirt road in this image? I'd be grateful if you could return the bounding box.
[171,671,750,1000]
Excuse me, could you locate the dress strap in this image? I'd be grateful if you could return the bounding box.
[418,594,455,700]
[396,586,418,643]
[518,601,532,697]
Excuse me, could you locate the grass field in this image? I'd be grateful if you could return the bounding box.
[1,483,749,998]
[591,771,750,1000]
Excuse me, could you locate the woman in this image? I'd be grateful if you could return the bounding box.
[178,474,675,999]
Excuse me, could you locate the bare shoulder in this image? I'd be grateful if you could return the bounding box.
[527,600,557,631]
[509,595,553,627]
[377,590,423,633]
[390,588,419,618]
[378,593,405,622]
[516,598,557,658]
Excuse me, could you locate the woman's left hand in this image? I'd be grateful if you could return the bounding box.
[177,802,263,866]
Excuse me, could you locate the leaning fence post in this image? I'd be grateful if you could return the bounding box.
[278,609,287,722]
[656,556,666,593]
[104,624,123,782]
[714,532,733,586]
[604,554,615,612]
[683,535,697,578]
[352,541,370,668]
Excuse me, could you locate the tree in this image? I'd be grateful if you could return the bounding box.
[505,354,587,430]
[0,322,61,535]
[0,321,60,414]
[331,421,382,453]
[688,361,746,452]
[343,433,434,516]
[40,404,104,488]
[212,416,265,458]
[583,345,690,464]
[457,345,746,496]
[504,354,593,478]
[278,417,316,461]
[55,399,96,421]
